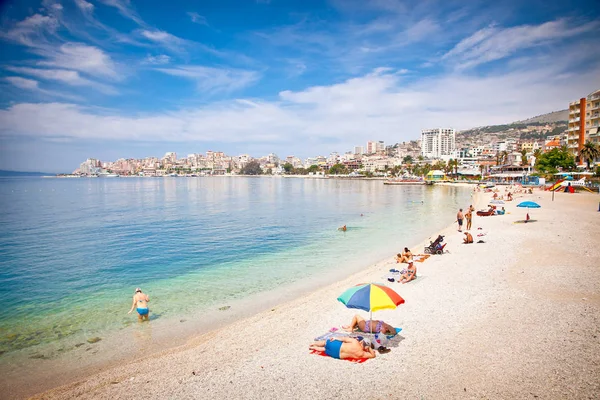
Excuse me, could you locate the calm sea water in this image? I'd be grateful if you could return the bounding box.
[0,177,471,362]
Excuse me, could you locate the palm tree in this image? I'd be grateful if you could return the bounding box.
[495,152,501,166]
[520,149,528,166]
[479,164,485,179]
[533,149,542,159]
[500,151,509,165]
[579,141,600,170]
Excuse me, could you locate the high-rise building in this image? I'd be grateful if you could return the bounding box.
[366,141,377,154]
[567,89,600,163]
[420,128,456,159]
[376,141,385,153]
[354,146,364,155]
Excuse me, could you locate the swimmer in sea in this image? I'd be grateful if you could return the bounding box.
[338,225,347,231]
[128,287,150,321]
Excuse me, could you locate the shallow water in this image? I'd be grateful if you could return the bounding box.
[0,177,471,361]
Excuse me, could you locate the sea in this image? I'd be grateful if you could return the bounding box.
[0,176,472,391]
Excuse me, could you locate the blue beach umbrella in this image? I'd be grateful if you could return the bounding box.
[516,201,541,208]
[516,201,541,221]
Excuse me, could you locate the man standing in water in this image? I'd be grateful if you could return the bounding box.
[456,209,464,232]
[128,288,150,321]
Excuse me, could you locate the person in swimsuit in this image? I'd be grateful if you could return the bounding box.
[456,209,464,232]
[338,225,347,231]
[463,232,473,244]
[396,247,413,263]
[128,288,150,321]
[399,262,417,283]
[465,209,472,231]
[343,314,397,335]
[309,337,375,360]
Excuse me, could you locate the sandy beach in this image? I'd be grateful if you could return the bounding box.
[6,187,600,399]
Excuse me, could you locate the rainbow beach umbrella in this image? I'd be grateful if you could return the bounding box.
[337,283,405,333]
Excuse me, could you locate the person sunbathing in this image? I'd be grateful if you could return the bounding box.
[463,232,473,244]
[396,247,413,263]
[343,314,397,335]
[399,262,417,283]
[309,337,375,360]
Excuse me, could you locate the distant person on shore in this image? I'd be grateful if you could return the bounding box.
[399,262,417,283]
[343,314,397,335]
[463,232,473,244]
[396,247,413,263]
[128,288,150,321]
[456,209,464,232]
[309,337,375,360]
[465,208,472,230]
[338,225,347,231]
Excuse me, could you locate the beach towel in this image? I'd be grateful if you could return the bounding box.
[308,349,369,363]
[413,254,430,263]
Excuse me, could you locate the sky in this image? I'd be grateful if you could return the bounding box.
[0,0,599,172]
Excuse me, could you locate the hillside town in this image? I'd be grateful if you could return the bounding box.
[73,89,600,179]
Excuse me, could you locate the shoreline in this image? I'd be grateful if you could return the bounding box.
[6,188,600,399]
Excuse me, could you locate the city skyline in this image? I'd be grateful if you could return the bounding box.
[1,0,599,172]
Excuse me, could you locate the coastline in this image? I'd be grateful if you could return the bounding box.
[6,188,600,399]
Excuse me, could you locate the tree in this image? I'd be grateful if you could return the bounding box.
[307,165,320,173]
[402,155,413,165]
[533,149,542,159]
[240,161,262,175]
[535,148,576,173]
[520,149,528,166]
[500,151,509,165]
[282,162,294,173]
[579,141,600,170]
[328,163,348,175]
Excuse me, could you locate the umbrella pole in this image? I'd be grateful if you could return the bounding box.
[370,310,372,334]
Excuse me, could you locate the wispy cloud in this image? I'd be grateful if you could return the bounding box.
[97,0,146,26]
[0,13,59,48]
[154,66,260,94]
[36,42,120,79]
[4,76,83,101]
[139,29,190,54]
[143,54,171,65]
[442,19,600,69]
[187,12,208,26]
[5,66,118,94]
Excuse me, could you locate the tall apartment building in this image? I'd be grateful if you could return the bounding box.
[420,128,456,159]
[354,146,364,155]
[567,89,600,163]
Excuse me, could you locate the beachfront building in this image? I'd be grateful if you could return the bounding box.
[420,128,456,159]
[354,146,364,155]
[567,89,600,163]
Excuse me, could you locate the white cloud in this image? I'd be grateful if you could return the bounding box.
[5,66,118,94]
[5,76,40,90]
[443,19,600,69]
[36,42,120,79]
[155,66,260,94]
[139,29,189,54]
[2,62,598,151]
[4,76,83,101]
[0,13,59,48]
[187,12,208,26]
[98,0,145,26]
[74,0,94,14]
[143,54,171,65]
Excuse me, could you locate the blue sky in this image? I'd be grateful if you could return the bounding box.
[0,0,599,172]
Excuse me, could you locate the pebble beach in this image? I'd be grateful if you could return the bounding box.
[6,187,600,399]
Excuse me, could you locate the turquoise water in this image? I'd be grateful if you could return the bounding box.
[0,177,471,360]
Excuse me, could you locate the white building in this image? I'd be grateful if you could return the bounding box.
[420,128,456,159]
[354,146,364,155]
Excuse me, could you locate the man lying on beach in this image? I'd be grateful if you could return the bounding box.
[395,247,413,263]
[343,314,397,335]
[309,337,376,360]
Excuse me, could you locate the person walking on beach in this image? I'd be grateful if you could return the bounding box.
[465,208,472,231]
[456,209,464,232]
[128,288,150,321]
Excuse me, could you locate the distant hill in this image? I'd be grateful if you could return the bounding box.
[513,109,568,124]
[0,170,51,177]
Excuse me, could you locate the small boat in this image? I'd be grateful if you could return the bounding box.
[476,210,495,216]
[98,172,119,177]
[384,177,425,185]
